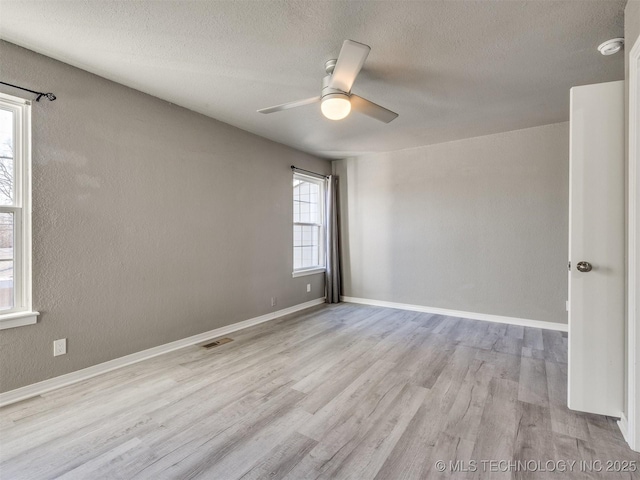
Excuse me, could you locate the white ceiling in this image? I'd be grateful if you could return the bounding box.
[0,0,626,159]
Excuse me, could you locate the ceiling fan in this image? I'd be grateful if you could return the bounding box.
[258,40,398,123]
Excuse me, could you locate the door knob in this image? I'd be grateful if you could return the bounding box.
[576,261,593,272]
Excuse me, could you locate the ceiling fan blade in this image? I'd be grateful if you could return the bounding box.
[258,96,321,114]
[328,40,370,93]
[350,95,398,123]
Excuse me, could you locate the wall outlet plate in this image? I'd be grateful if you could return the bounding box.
[307,284,311,292]
[53,338,67,356]
[271,297,277,307]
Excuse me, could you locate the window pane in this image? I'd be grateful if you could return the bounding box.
[293,178,322,225]
[0,212,14,310]
[0,109,14,206]
[293,224,320,269]
[293,247,302,270]
[293,225,302,247]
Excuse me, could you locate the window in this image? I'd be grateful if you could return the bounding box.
[293,173,325,277]
[0,93,37,329]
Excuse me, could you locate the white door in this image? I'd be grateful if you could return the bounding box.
[568,80,624,417]
[626,38,640,452]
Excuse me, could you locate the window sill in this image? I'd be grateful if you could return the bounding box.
[0,311,39,330]
[292,268,326,278]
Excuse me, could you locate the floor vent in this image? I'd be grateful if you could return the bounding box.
[202,338,233,349]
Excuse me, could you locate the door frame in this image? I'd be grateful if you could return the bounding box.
[624,33,640,452]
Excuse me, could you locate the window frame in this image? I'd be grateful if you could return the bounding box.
[292,172,326,278]
[0,92,37,330]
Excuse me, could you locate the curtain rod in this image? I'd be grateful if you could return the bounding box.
[0,81,56,102]
[291,165,329,179]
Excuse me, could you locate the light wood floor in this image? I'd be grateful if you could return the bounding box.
[1,303,638,479]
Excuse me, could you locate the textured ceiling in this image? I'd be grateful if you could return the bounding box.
[0,0,626,159]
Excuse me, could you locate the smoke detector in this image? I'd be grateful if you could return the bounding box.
[598,38,624,56]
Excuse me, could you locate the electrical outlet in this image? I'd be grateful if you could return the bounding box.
[307,284,311,293]
[53,338,67,357]
[271,297,277,307]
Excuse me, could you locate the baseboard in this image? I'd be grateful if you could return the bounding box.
[0,298,325,408]
[618,413,630,444]
[341,296,568,332]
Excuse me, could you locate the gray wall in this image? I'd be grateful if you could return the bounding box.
[0,41,330,393]
[334,122,569,324]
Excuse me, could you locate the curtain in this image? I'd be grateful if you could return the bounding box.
[325,175,341,303]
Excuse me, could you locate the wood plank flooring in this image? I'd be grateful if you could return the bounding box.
[1,303,638,479]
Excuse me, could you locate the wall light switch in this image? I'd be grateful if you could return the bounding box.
[307,284,311,293]
[54,338,67,356]
[271,297,277,307]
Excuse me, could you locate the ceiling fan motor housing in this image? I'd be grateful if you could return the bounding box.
[322,74,348,98]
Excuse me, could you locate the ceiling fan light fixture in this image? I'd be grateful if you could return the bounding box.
[321,93,351,120]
